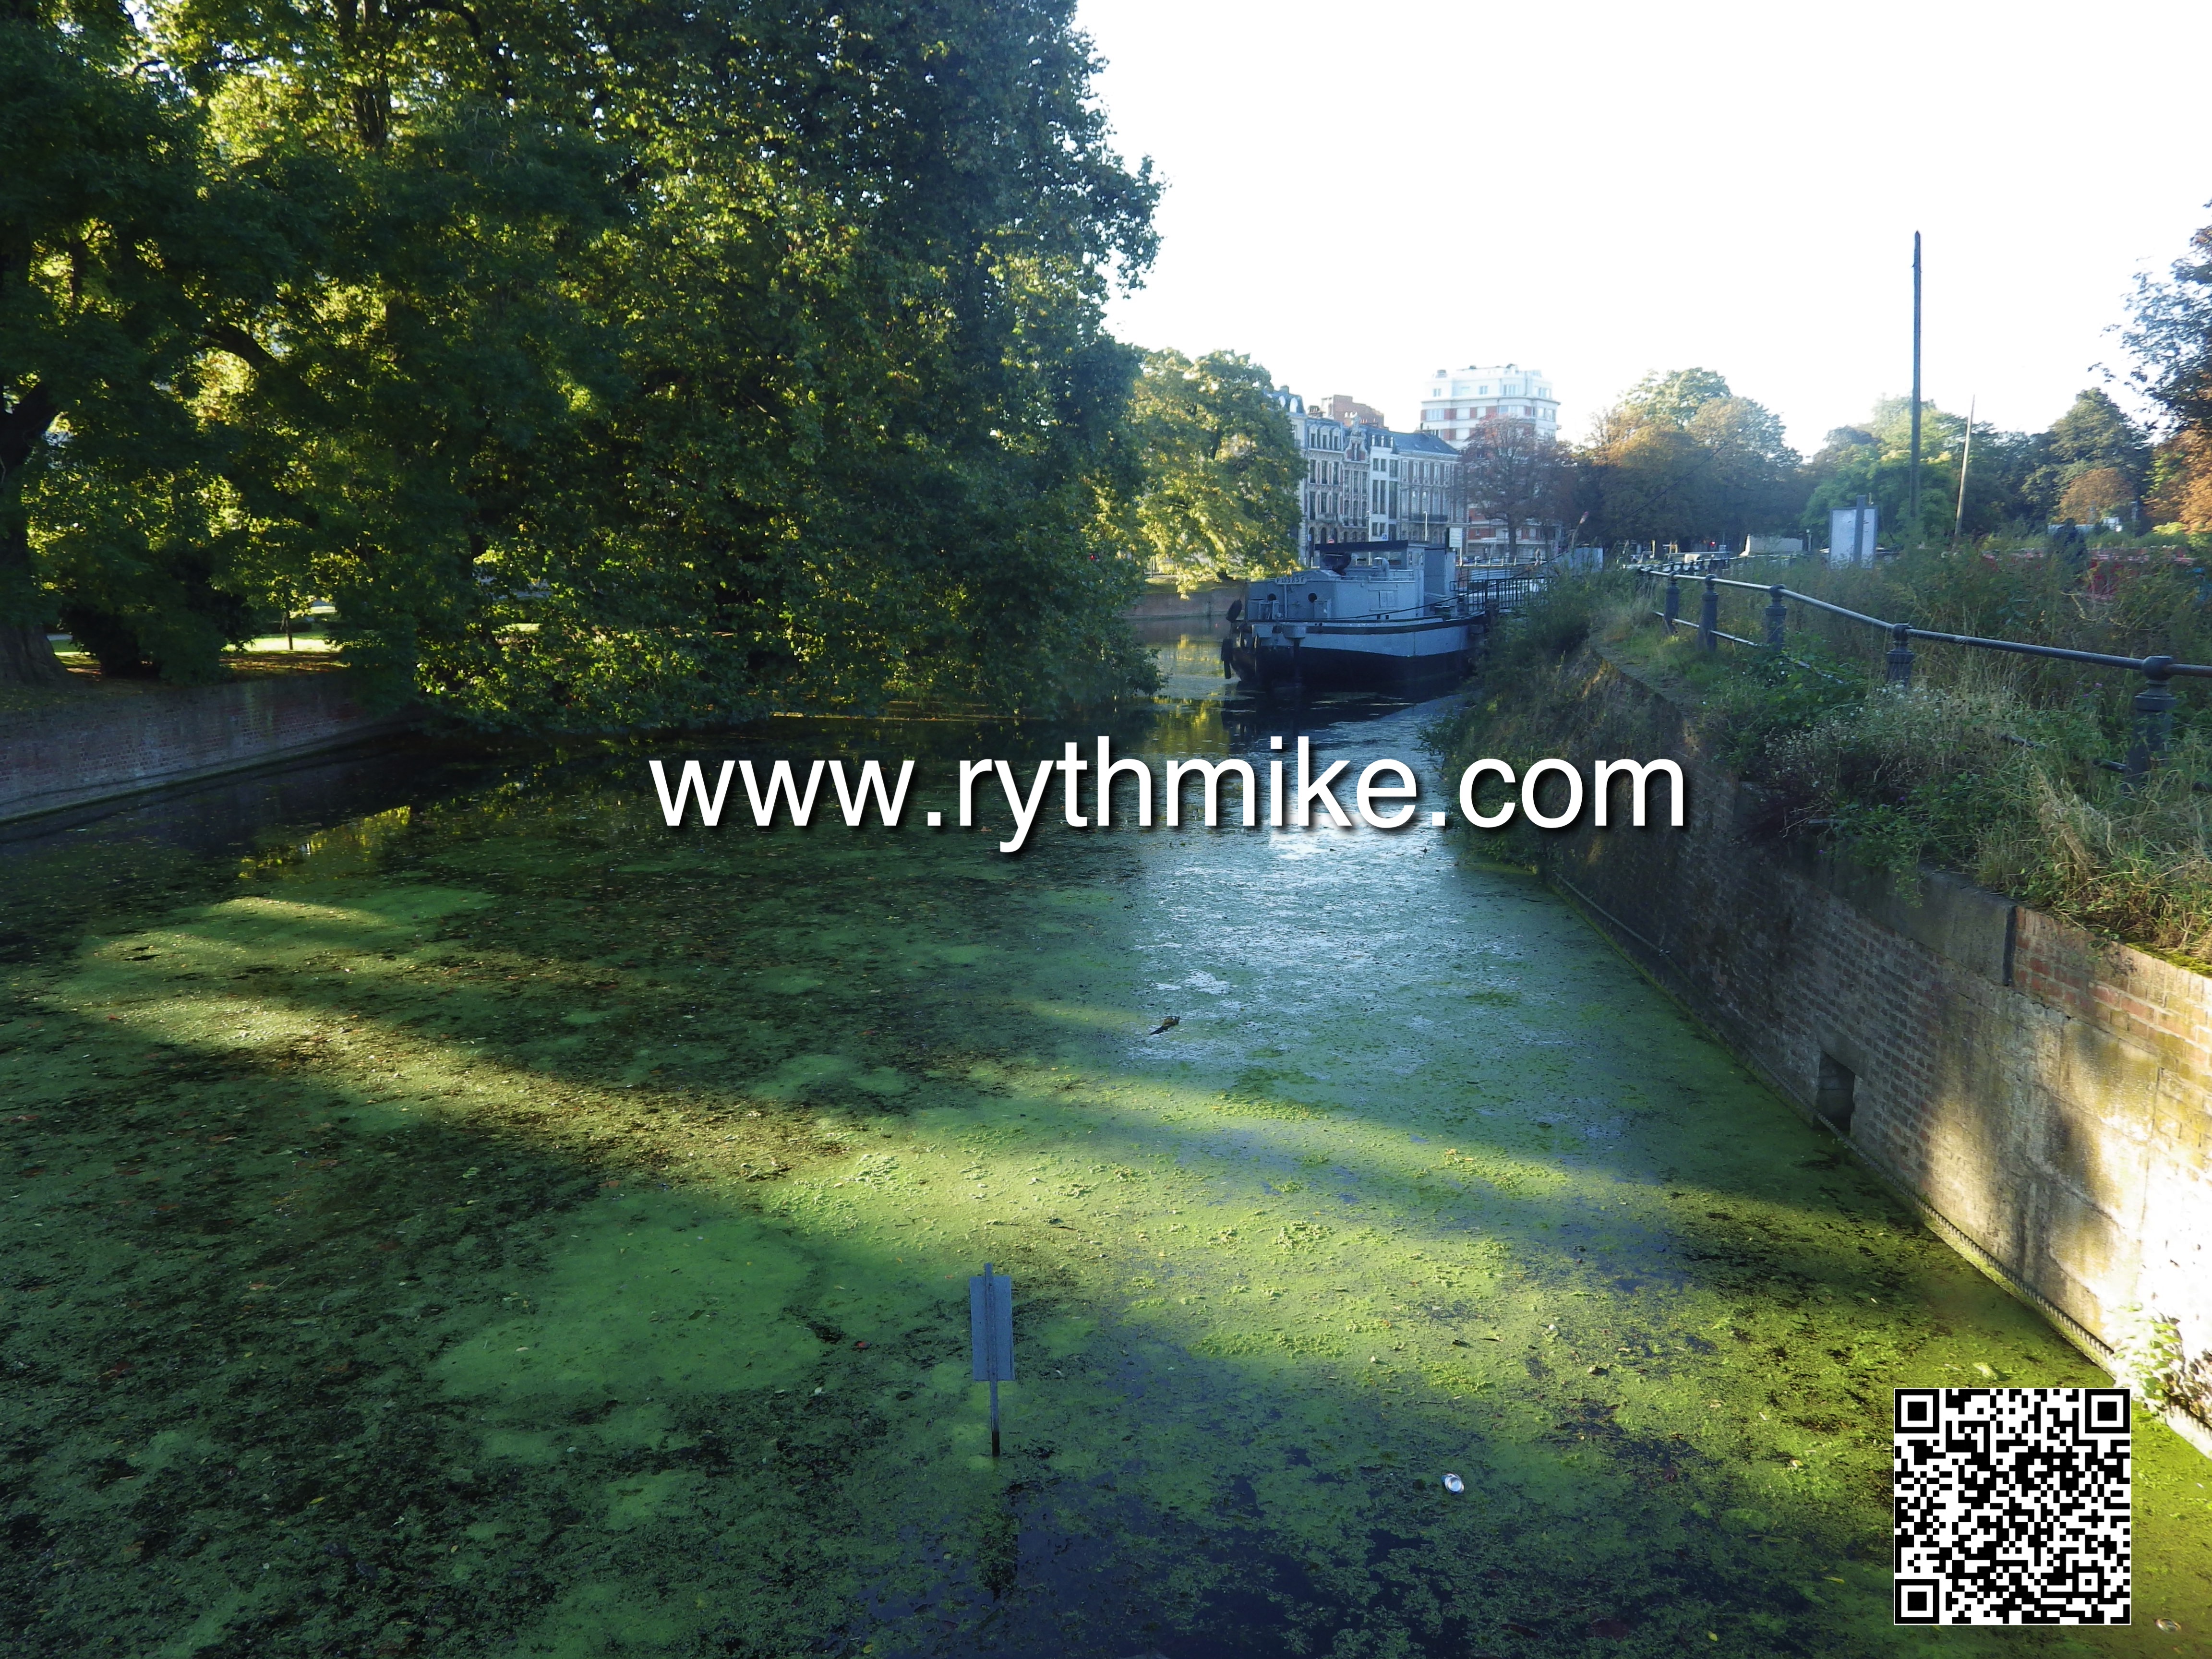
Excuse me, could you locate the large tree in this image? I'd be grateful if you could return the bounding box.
[1685,396,1801,543]
[1800,397,1968,545]
[2124,217,2212,533]
[2148,429,2212,531]
[1115,348,1299,592]
[1573,370,1799,550]
[1577,422,1712,550]
[2127,216,2212,433]
[2027,389,2150,522]
[1457,416,1566,559]
[0,0,238,683]
[1618,366,1733,429]
[6,0,1166,720]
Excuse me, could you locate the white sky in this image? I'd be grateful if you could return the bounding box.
[1076,0,2212,452]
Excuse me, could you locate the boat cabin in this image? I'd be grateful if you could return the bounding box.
[1243,541,1455,624]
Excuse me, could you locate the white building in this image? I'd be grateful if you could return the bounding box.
[1418,363,1559,449]
[1271,389,1359,553]
[1272,389,1458,554]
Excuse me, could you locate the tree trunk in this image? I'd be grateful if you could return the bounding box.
[0,485,66,686]
[0,379,63,685]
[0,505,65,685]
[0,620,67,685]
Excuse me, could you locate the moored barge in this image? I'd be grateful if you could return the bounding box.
[1222,542,1527,693]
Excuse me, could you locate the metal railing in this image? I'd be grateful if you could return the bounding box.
[1634,557,2212,780]
[1243,566,1541,629]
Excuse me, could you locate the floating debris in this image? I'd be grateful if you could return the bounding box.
[1441,1473,1464,1494]
[1147,1016,1179,1036]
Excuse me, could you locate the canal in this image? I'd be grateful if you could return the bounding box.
[2,632,2208,1658]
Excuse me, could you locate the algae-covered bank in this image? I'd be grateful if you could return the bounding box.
[4,645,2211,1658]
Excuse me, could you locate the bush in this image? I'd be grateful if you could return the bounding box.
[1441,549,2212,965]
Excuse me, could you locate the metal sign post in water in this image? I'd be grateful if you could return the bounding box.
[969,1263,1013,1457]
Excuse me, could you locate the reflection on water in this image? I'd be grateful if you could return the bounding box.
[1143,628,1436,765]
[1146,625,1232,704]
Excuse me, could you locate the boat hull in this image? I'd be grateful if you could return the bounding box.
[1223,616,1479,693]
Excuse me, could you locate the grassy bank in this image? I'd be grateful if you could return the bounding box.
[1437,552,2212,966]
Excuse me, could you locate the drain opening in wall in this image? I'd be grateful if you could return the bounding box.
[1816,1053,1856,1135]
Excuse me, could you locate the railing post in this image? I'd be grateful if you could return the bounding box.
[1663,571,1681,631]
[1699,572,1718,653]
[1765,585,1787,648]
[2128,655,2176,778]
[1886,623,1915,686]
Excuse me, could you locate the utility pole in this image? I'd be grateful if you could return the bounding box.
[1910,230,1923,546]
[1953,395,1976,543]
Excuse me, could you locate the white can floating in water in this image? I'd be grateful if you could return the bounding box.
[1441,1473,1465,1494]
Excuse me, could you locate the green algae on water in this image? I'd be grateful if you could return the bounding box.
[2,695,2210,1658]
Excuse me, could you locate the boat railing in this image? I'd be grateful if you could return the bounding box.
[1242,576,1539,628]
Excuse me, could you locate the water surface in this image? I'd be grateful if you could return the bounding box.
[3,639,2208,1657]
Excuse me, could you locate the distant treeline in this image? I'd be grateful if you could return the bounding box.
[1564,368,2201,555]
[1455,227,2212,559]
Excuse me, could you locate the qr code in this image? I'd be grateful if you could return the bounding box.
[1894,1387,2130,1624]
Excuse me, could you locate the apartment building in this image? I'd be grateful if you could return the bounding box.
[1395,429,1459,546]
[1274,389,1457,551]
[1418,364,1559,448]
[1273,389,1362,553]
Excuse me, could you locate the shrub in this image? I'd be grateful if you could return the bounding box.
[1442,549,2212,965]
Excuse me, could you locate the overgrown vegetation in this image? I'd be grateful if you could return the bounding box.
[1439,550,2212,964]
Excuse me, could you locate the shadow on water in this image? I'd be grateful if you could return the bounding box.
[0,734,499,858]
[1,643,2206,1658]
[0,737,513,965]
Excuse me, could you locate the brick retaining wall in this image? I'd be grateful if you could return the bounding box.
[1538,650,2212,1452]
[0,670,415,824]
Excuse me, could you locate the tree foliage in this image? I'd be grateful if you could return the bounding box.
[1456,416,1565,555]
[1116,348,1299,593]
[1618,366,1732,429]
[2127,218,2212,536]
[4,0,1165,719]
[1576,358,2186,552]
[2148,429,2212,533]
[2127,216,2212,433]
[1573,370,1800,549]
[1795,390,2158,545]
[1,0,243,681]
[2032,389,2149,516]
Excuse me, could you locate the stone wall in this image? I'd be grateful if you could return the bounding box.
[1125,583,1244,623]
[1538,651,2212,1452]
[0,670,414,825]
